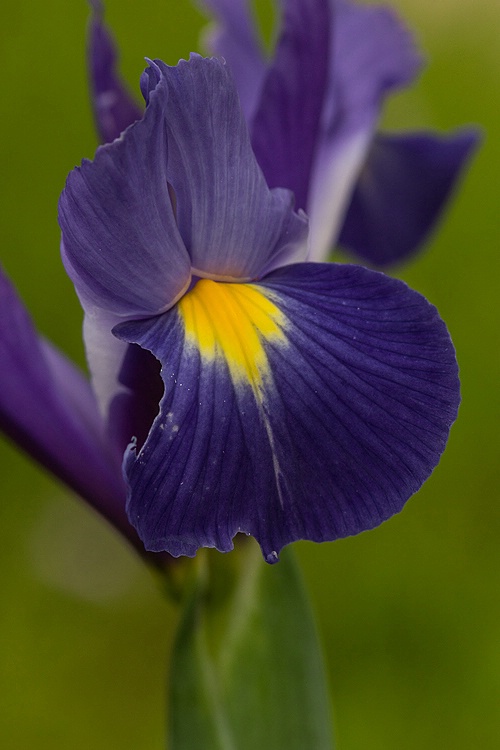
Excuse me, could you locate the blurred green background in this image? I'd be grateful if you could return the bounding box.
[0,1,498,747]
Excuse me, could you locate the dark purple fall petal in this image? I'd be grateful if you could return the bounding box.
[59,64,191,318]
[199,0,267,120]
[146,56,308,279]
[307,0,423,259]
[0,268,135,543]
[87,0,143,143]
[250,0,331,213]
[114,263,459,561]
[338,130,480,266]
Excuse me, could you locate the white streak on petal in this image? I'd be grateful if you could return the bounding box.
[83,309,129,421]
[307,128,373,261]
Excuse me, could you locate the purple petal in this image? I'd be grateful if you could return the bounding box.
[338,130,480,266]
[114,263,458,560]
[0,268,134,543]
[87,0,143,143]
[326,1,422,131]
[59,63,191,318]
[308,0,423,260]
[199,0,267,120]
[148,56,308,279]
[77,310,164,482]
[250,0,331,212]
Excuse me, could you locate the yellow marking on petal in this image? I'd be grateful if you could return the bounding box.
[177,279,286,392]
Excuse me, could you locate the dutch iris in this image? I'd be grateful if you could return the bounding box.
[59,54,459,561]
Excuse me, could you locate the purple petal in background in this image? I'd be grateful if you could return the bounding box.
[198,0,267,120]
[87,0,143,143]
[251,0,331,213]
[307,0,423,259]
[0,268,134,543]
[338,130,480,266]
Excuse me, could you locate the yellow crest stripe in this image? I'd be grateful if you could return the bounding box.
[178,279,286,389]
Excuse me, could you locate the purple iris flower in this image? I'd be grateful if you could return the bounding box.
[56,52,458,562]
[88,0,477,267]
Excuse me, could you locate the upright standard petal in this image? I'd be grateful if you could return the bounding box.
[307,0,423,260]
[250,0,331,213]
[59,63,191,318]
[145,56,308,280]
[0,268,134,543]
[114,263,459,561]
[87,0,143,143]
[198,0,267,120]
[338,130,480,266]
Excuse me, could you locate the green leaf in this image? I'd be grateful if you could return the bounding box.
[168,542,334,750]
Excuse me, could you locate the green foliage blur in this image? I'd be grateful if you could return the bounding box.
[0,1,498,747]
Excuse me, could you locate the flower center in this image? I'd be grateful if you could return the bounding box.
[177,279,286,392]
